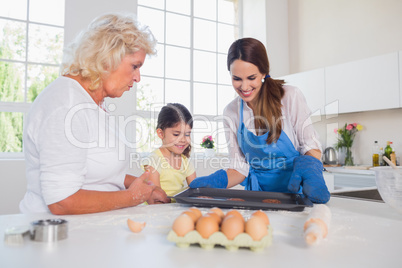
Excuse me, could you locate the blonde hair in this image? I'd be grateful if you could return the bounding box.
[61,13,156,90]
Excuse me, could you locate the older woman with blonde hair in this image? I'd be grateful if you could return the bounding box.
[20,13,170,215]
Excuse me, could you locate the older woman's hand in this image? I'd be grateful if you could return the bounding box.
[147,187,171,204]
[126,171,170,205]
[127,171,156,204]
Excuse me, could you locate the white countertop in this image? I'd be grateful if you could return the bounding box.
[325,166,375,175]
[1,197,402,268]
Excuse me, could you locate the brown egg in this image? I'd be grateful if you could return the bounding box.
[205,212,222,225]
[221,215,245,240]
[188,207,202,220]
[251,210,270,225]
[196,215,219,239]
[208,207,224,219]
[245,216,268,241]
[225,209,245,222]
[181,210,199,223]
[127,219,146,233]
[172,214,195,237]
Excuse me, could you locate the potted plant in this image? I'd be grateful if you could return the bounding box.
[201,135,215,158]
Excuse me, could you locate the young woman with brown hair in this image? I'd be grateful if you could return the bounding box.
[190,38,330,204]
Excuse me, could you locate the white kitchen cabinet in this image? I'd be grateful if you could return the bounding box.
[279,68,326,116]
[325,52,400,114]
[325,167,376,190]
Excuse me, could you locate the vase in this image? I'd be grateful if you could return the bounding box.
[204,148,215,158]
[344,146,354,166]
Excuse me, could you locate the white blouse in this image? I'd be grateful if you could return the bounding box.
[223,85,322,177]
[20,77,129,213]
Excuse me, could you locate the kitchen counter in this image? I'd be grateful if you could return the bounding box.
[325,166,375,175]
[1,197,401,268]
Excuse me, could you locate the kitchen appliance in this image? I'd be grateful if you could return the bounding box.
[323,147,337,165]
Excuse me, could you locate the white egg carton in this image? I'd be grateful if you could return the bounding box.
[167,225,272,252]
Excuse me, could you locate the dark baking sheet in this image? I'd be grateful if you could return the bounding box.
[173,188,313,211]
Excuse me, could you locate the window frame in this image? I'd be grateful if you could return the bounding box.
[0,0,242,158]
[136,0,242,155]
[0,2,65,159]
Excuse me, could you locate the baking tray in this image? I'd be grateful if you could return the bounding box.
[173,188,313,211]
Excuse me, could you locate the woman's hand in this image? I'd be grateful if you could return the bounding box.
[126,171,170,205]
[147,187,171,204]
[188,169,245,189]
[305,149,322,161]
[287,155,330,203]
[189,169,228,189]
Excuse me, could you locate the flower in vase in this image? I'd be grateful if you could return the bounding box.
[334,123,363,166]
[334,123,363,149]
[200,135,215,149]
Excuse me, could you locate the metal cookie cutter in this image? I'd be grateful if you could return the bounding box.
[4,219,68,245]
[31,219,68,242]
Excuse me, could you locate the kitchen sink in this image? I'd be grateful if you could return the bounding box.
[331,188,383,202]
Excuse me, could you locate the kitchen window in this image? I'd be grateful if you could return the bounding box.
[136,0,240,154]
[0,0,65,156]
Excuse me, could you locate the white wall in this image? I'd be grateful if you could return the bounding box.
[0,160,26,214]
[242,0,267,43]
[287,0,402,73]
[282,0,402,165]
[64,0,138,44]
[243,0,290,77]
[313,109,402,166]
[265,0,289,77]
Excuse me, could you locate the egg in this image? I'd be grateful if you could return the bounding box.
[221,215,245,240]
[188,207,202,220]
[245,216,268,241]
[172,214,195,237]
[181,210,199,223]
[127,219,146,233]
[205,212,222,225]
[195,215,219,239]
[251,210,270,225]
[208,207,224,219]
[225,209,245,222]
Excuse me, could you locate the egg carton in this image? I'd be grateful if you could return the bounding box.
[167,225,272,252]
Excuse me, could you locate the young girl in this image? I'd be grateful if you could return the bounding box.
[143,103,196,197]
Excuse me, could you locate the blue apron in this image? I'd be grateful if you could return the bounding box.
[238,100,300,192]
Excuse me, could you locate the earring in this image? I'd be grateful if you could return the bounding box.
[261,78,265,83]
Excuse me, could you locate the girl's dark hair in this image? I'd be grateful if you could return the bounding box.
[157,103,193,157]
[227,38,285,144]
